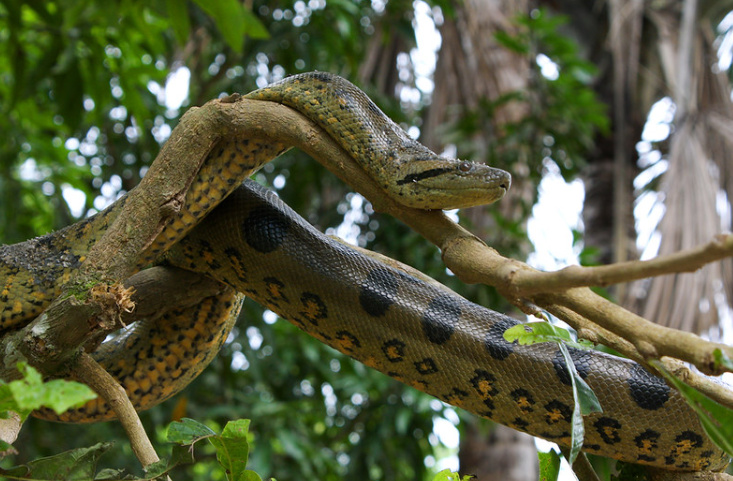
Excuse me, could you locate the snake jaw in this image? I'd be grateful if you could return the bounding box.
[391,159,511,210]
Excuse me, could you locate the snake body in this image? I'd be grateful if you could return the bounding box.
[0,73,728,471]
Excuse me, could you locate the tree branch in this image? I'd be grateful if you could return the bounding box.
[72,353,160,468]
[0,267,223,382]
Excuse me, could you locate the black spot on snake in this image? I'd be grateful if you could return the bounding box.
[470,369,499,411]
[627,363,670,410]
[544,400,572,425]
[442,387,469,404]
[698,453,714,470]
[359,267,399,317]
[298,292,327,325]
[223,247,248,282]
[594,417,622,445]
[335,330,360,353]
[552,347,592,385]
[510,388,535,413]
[510,417,529,431]
[382,339,405,362]
[422,294,460,345]
[674,431,704,451]
[414,357,439,375]
[242,205,290,253]
[484,318,519,360]
[263,277,288,304]
[635,429,661,462]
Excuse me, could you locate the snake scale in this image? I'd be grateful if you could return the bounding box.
[0,72,729,472]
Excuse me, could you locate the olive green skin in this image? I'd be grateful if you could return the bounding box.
[48,180,728,471]
[246,72,510,210]
[1,74,727,471]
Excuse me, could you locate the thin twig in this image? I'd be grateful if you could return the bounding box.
[72,353,160,468]
[496,233,733,294]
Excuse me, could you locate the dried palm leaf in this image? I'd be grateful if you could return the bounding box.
[625,3,733,337]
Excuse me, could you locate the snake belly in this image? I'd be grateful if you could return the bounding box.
[163,180,725,472]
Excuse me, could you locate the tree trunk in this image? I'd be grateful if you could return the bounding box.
[459,422,538,481]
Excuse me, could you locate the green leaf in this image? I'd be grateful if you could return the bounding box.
[222,418,251,439]
[0,439,14,452]
[0,465,30,479]
[538,450,561,481]
[651,361,733,458]
[493,30,529,54]
[431,469,474,481]
[169,443,196,466]
[191,0,248,52]
[143,458,169,478]
[93,468,127,480]
[505,324,602,465]
[238,469,263,481]
[166,417,217,444]
[165,0,191,46]
[503,321,593,349]
[23,442,113,480]
[210,422,251,481]
[241,7,270,39]
[2,363,96,420]
[557,343,586,466]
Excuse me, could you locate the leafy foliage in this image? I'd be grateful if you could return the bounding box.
[0,416,479,480]
[0,363,96,424]
[442,7,608,229]
[537,450,562,481]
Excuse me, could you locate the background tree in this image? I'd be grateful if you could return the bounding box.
[1,0,731,480]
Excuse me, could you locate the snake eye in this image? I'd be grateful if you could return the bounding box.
[458,161,472,173]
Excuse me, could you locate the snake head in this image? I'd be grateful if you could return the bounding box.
[390,158,511,210]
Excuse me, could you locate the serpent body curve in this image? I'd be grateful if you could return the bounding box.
[171,181,730,471]
[0,73,728,472]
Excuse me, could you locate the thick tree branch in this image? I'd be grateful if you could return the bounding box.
[0,267,223,382]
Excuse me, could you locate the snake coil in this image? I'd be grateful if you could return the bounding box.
[0,73,728,472]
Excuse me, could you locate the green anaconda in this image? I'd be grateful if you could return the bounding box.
[0,73,729,472]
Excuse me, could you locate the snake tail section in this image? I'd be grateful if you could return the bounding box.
[166,181,728,472]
